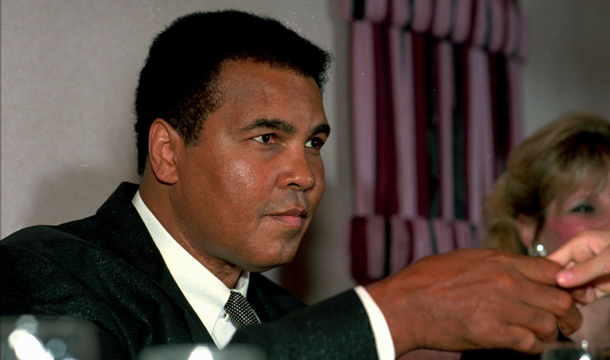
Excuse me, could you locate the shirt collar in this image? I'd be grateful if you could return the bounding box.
[132,190,250,335]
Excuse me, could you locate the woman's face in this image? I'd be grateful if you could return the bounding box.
[536,173,610,253]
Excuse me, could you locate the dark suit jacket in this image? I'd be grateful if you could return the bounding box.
[0,183,377,360]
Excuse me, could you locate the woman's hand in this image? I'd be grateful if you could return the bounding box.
[548,230,610,303]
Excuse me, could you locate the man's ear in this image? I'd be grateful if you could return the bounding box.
[148,118,181,185]
[515,214,538,248]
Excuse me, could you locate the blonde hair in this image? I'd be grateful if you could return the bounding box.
[483,112,610,253]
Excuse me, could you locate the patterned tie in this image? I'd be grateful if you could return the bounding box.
[224,290,260,328]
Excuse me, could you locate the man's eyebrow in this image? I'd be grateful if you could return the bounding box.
[311,123,331,137]
[242,118,296,134]
[241,119,331,137]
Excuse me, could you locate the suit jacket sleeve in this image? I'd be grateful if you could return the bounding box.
[1,228,378,360]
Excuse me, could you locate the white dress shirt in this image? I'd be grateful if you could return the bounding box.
[133,191,247,348]
[132,191,394,358]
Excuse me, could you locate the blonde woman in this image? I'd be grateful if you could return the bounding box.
[463,112,610,360]
[483,111,610,257]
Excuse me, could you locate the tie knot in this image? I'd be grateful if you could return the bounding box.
[224,291,260,328]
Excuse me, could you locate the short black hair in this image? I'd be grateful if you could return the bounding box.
[134,10,332,175]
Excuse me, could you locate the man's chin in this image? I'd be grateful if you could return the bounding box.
[243,253,298,273]
[241,264,280,274]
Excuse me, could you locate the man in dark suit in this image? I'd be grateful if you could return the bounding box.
[0,10,583,360]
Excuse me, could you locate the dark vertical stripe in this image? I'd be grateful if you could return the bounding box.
[350,217,371,285]
[428,220,439,254]
[462,46,471,222]
[353,0,366,20]
[490,54,509,179]
[488,54,499,174]
[413,33,430,217]
[451,221,460,250]
[373,24,399,216]
[461,0,480,222]
[498,56,510,175]
[405,220,415,265]
[484,2,493,48]
[383,217,392,277]
[427,39,441,218]
[452,43,467,220]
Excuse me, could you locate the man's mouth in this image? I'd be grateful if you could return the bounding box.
[269,208,307,228]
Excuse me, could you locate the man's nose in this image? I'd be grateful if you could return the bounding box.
[278,148,316,191]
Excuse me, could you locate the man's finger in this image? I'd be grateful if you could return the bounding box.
[511,255,562,285]
[492,272,582,338]
[555,298,584,335]
[567,286,596,305]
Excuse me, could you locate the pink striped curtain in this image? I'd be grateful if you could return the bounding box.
[341,0,527,285]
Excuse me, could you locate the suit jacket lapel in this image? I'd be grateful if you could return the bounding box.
[94,182,211,343]
[247,273,306,323]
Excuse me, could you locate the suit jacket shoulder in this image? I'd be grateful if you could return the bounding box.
[1,183,210,358]
[0,182,378,360]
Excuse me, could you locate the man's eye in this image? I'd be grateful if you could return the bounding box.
[306,137,325,149]
[570,204,594,214]
[253,134,274,144]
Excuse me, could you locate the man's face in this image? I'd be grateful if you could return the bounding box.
[171,60,328,273]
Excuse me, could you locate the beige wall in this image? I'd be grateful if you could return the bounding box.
[1,0,353,303]
[521,0,610,134]
[2,0,610,303]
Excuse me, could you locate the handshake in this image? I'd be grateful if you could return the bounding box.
[550,230,610,305]
[365,229,610,357]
